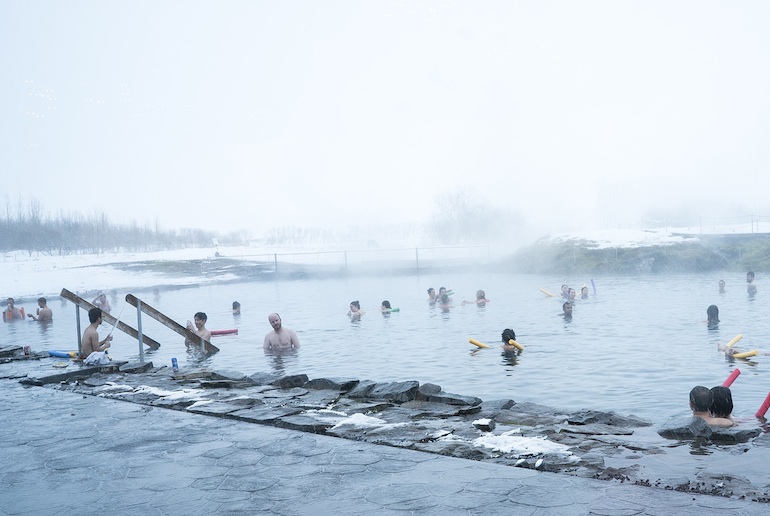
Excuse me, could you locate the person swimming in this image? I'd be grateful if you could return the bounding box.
[348,300,364,320]
[501,328,521,355]
[710,386,733,420]
[707,305,719,327]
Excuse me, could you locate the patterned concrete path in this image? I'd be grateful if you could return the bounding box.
[0,379,765,515]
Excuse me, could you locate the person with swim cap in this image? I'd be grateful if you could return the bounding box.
[264,313,300,351]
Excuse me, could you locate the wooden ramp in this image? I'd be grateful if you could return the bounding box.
[60,288,161,350]
[125,294,219,354]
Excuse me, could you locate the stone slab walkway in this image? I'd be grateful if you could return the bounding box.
[0,378,765,516]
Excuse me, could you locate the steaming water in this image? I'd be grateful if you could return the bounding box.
[6,272,769,424]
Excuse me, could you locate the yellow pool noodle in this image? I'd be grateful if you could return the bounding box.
[540,288,555,297]
[508,339,524,351]
[732,350,759,359]
[469,338,490,349]
[726,334,744,348]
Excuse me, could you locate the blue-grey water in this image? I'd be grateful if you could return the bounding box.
[6,272,769,424]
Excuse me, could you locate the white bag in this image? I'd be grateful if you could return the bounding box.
[84,351,111,365]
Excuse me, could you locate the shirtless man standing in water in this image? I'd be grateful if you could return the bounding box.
[81,308,112,359]
[264,313,300,351]
[186,312,212,346]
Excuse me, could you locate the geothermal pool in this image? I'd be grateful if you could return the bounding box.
[5,271,770,424]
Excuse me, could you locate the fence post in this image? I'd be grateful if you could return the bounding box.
[75,304,82,357]
[136,299,144,363]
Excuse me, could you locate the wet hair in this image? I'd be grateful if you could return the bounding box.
[747,271,755,280]
[501,329,516,343]
[381,300,391,309]
[194,312,207,322]
[427,288,435,295]
[710,386,733,418]
[439,287,447,294]
[562,302,572,310]
[706,305,719,325]
[689,385,713,412]
[350,301,360,309]
[476,290,486,300]
[38,297,46,304]
[440,294,450,304]
[88,307,102,323]
[233,301,240,309]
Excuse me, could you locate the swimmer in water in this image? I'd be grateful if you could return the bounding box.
[561,302,573,320]
[709,386,733,420]
[348,300,364,320]
[706,305,719,328]
[747,271,757,296]
[690,385,732,427]
[427,288,438,305]
[580,286,589,299]
[718,280,726,294]
[501,328,521,355]
[463,290,489,306]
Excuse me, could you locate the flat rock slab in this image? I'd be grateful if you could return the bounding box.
[229,405,304,424]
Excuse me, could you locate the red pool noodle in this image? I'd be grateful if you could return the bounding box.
[211,329,238,336]
[755,392,770,419]
[722,368,741,387]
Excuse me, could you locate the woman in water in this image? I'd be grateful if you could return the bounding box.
[348,300,364,320]
[706,305,720,328]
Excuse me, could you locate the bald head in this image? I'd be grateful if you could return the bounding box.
[268,313,281,331]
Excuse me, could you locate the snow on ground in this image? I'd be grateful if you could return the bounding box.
[4,225,767,300]
[546,223,770,250]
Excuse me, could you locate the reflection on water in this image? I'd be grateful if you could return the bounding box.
[264,349,299,375]
[4,272,770,424]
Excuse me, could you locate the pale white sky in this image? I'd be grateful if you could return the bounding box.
[2,1,770,239]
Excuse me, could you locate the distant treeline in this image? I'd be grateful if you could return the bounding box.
[0,199,220,255]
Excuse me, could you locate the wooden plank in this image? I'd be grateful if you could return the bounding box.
[60,288,161,350]
[124,294,219,354]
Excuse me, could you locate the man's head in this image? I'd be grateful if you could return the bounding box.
[562,302,573,316]
[268,313,282,331]
[747,271,755,283]
[88,307,102,324]
[193,312,207,328]
[38,297,46,307]
[7,298,14,307]
[689,385,713,412]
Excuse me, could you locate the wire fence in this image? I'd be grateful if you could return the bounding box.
[217,245,492,274]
